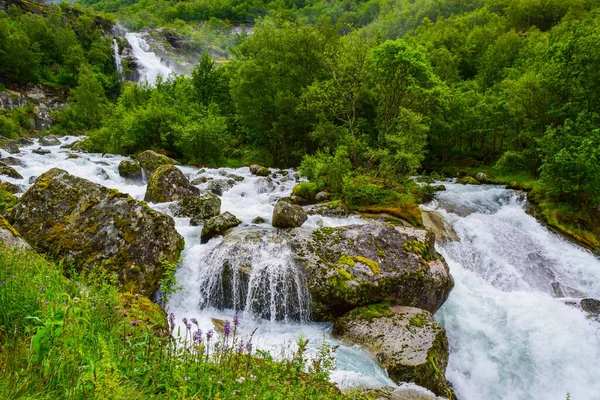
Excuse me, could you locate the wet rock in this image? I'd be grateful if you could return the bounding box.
[315,191,331,202]
[456,176,480,185]
[364,387,439,400]
[0,139,20,154]
[201,212,241,243]
[219,170,244,182]
[434,185,446,192]
[291,182,319,204]
[333,306,451,398]
[0,218,30,249]
[581,298,600,318]
[0,181,19,194]
[9,168,184,296]
[32,148,50,155]
[137,150,178,175]
[70,140,88,152]
[28,176,37,184]
[304,202,350,218]
[18,138,35,146]
[250,164,270,177]
[67,154,79,159]
[39,135,61,146]
[95,168,110,180]
[272,200,308,228]
[174,193,221,225]
[191,175,211,185]
[118,160,142,180]
[475,172,488,183]
[208,178,235,196]
[289,222,454,318]
[2,157,26,167]
[252,216,267,224]
[0,163,23,179]
[144,165,200,203]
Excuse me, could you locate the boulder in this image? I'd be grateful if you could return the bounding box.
[70,140,88,152]
[272,200,308,228]
[219,170,244,182]
[0,218,30,249]
[475,172,488,183]
[118,160,142,180]
[0,189,17,217]
[207,178,235,196]
[0,139,20,154]
[363,387,439,400]
[201,212,241,243]
[456,176,480,185]
[434,185,446,192]
[9,168,184,296]
[39,135,61,146]
[2,157,26,167]
[333,305,451,398]
[315,191,331,202]
[137,150,177,176]
[0,163,23,179]
[67,154,79,159]
[249,164,270,177]
[289,222,454,318]
[0,181,19,194]
[581,298,600,318]
[174,193,221,225]
[18,138,35,146]
[252,216,267,224]
[191,175,211,185]
[292,182,320,204]
[32,148,51,155]
[144,165,200,203]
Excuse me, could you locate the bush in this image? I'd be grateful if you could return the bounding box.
[494,150,526,173]
[0,115,21,139]
[299,146,352,193]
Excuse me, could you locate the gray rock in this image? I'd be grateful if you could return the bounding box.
[137,150,178,176]
[0,139,20,154]
[9,168,184,296]
[250,164,270,177]
[201,212,241,243]
[581,298,600,318]
[118,160,142,180]
[315,191,331,202]
[32,148,50,155]
[67,154,80,159]
[272,200,308,228]
[174,193,221,225]
[39,135,61,146]
[0,218,30,249]
[475,172,488,183]
[252,216,267,224]
[2,157,26,167]
[191,175,211,185]
[434,185,446,192]
[333,306,451,398]
[0,163,23,179]
[18,138,34,146]
[28,176,37,184]
[95,168,110,180]
[144,165,200,203]
[208,178,235,196]
[0,181,20,194]
[219,170,244,182]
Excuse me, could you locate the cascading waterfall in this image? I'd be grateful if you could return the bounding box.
[112,39,122,74]
[124,32,173,84]
[425,182,600,400]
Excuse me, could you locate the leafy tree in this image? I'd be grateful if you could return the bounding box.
[68,63,107,129]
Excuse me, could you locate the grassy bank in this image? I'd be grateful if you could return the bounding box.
[0,245,365,399]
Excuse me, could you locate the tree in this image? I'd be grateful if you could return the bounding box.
[68,63,106,129]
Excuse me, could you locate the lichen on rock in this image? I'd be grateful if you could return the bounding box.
[201,212,241,243]
[136,150,178,176]
[173,193,221,225]
[118,160,142,180]
[144,164,200,203]
[272,200,308,228]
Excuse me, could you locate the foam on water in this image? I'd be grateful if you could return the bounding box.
[125,32,174,84]
[425,181,600,400]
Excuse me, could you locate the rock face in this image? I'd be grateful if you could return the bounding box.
[0,218,30,249]
[201,212,241,243]
[137,150,177,175]
[272,200,308,228]
[9,168,184,296]
[333,305,451,398]
[250,164,270,177]
[289,222,454,318]
[39,135,61,146]
[144,165,200,203]
[118,160,142,180]
[174,193,221,225]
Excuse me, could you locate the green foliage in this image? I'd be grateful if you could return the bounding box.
[299,146,352,193]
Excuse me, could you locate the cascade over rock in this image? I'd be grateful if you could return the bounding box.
[289,222,454,319]
[201,212,241,243]
[9,168,184,296]
[144,164,200,203]
[333,305,451,398]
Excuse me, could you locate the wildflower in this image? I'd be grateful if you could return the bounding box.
[191,318,198,326]
[193,329,203,342]
[206,329,213,341]
[237,377,245,384]
[237,341,245,353]
[43,301,49,305]
[182,317,188,325]
[233,314,240,327]
[186,322,192,330]
[184,376,190,381]
[245,342,253,354]
[223,320,231,336]
[135,293,142,297]
[1,280,5,285]
[169,313,176,331]
[131,320,137,326]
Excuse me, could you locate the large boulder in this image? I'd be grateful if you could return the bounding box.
[137,150,177,176]
[581,298,600,319]
[289,222,454,319]
[0,218,30,249]
[272,200,308,228]
[39,135,61,146]
[249,164,270,177]
[0,139,20,154]
[0,163,22,179]
[475,172,488,183]
[456,176,479,185]
[9,168,184,296]
[144,165,200,203]
[207,178,235,196]
[333,305,451,398]
[201,212,241,243]
[118,160,142,180]
[174,193,221,225]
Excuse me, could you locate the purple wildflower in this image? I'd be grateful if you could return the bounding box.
[233,314,240,327]
[131,320,137,326]
[223,320,231,336]
[1,279,5,285]
[193,329,203,342]
[168,312,176,330]
[245,342,253,353]
[237,341,245,353]
[206,329,213,341]
[43,301,49,305]
[191,318,198,326]
[182,317,188,325]
[186,322,192,330]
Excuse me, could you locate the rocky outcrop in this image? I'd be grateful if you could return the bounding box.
[39,135,61,146]
[118,160,142,180]
[0,189,17,217]
[333,305,451,398]
[0,86,67,131]
[315,191,330,202]
[0,139,20,154]
[9,168,184,296]
[250,164,270,177]
[289,222,454,318]
[0,217,29,249]
[0,163,23,179]
[137,150,177,176]
[2,157,25,167]
[0,181,19,194]
[32,148,50,155]
[272,200,307,228]
[173,193,221,225]
[144,165,200,203]
[201,212,241,243]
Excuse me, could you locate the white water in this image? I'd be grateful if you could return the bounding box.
[425,182,600,400]
[2,138,405,393]
[124,32,173,84]
[113,39,123,74]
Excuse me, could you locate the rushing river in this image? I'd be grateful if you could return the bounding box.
[3,138,600,399]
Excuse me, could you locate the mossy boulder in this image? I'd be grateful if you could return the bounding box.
[292,182,319,202]
[118,160,142,180]
[475,172,488,183]
[144,165,200,203]
[0,163,23,179]
[174,193,221,225]
[272,200,308,228]
[289,222,454,319]
[456,176,480,185]
[9,168,184,297]
[0,189,18,217]
[0,181,19,194]
[2,157,26,167]
[333,306,451,398]
[0,139,20,154]
[137,150,178,176]
[0,217,30,249]
[201,212,241,243]
[249,164,270,177]
[39,135,61,146]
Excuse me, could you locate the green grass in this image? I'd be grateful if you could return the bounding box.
[0,245,370,399]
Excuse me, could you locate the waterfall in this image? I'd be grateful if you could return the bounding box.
[113,39,123,74]
[124,32,173,85]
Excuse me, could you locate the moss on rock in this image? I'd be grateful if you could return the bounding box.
[144,165,200,203]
